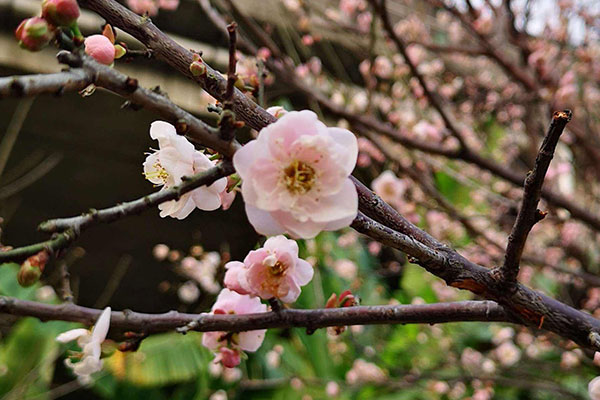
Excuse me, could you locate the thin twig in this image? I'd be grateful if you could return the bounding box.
[0,163,233,263]
[497,110,573,283]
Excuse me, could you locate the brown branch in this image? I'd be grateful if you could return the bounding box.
[0,70,93,99]
[0,295,510,333]
[351,211,600,350]
[78,0,278,131]
[497,110,572,283]
[0,162,233,263]
[55,51,240,157]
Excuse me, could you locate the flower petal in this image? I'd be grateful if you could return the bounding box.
[56,328,89,343]
[245,204,286,236]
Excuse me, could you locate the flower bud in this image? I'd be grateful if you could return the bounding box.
[42,0,80,27]
[15,17,53,52]
[17,250,49,287]
[189,60,206,77]
[84,34,116,65]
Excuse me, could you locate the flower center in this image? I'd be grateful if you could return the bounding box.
[263,254,287,276]
[269,261,286,276]
[144,160,169,184]
[283,160,316,194]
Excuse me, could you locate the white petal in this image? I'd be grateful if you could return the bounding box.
[232,140,259,181]
[143,152,165,185]
[237,329,266,352]
[191,187,222,211]
[307,179,358,223]
[245,204,286,236]
[327,127,358,176]
[56,329,89,343]
[91,307,111,343]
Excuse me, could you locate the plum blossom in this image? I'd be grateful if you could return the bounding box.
[202,289,267,367]
[143,121,227,219]
[224,235,313,303]
[345,359,386,385]
[371,170,406,207]
[56,307,111,384]
[590,376,600,400]
[233,110,358,239]
[126,0,179,16]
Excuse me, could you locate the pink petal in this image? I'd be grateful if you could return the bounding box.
[238,329,266,352]
[293,259,314,286]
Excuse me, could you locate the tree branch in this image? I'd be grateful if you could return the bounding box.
[78,0,278,131]
[0,70,93,99]
[0,295,510,333]
[0,162,233,262]
[55,51,240,157]
[498,110,572,283]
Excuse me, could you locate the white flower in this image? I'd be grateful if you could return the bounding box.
[56,307,111,384]
[143,121,227,219]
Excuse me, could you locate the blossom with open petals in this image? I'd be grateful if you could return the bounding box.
[56,307,111,384]
[224,235,313,303]
[202,289,267,367]
[143,121,227,219]
[371,170,406,207]
[233,110,358,239]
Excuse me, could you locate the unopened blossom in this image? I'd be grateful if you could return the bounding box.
[233,110,358,239]
[84,34,115,65]
[371,170,406,206]
[202,289,267,367]
[15,17,53,52]
[42,0,80,27]
[224,235,313,303]
[373,56,393,79]
[143,121,227,219]
[590,378,600,400]
[56,307,111,384]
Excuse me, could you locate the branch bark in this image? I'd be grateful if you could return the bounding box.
[498,110,572,283]
[0,296,511,333]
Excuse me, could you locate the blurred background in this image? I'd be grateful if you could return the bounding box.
[1,0,600,399]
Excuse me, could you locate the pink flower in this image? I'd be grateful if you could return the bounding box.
[84,35,115,65]
[233,110,358,239]
[371,170,406,206]
[158,0,179,10]
[202,289,267,367]
[143,121,227,219]
[224,235,313,303]
[126,0,159,15]
[15,17,53,52]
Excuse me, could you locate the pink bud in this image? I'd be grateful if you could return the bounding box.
[84,34,116,65]
[42,0,80,27]
[15,17,53,52]
[218,347,241,368]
